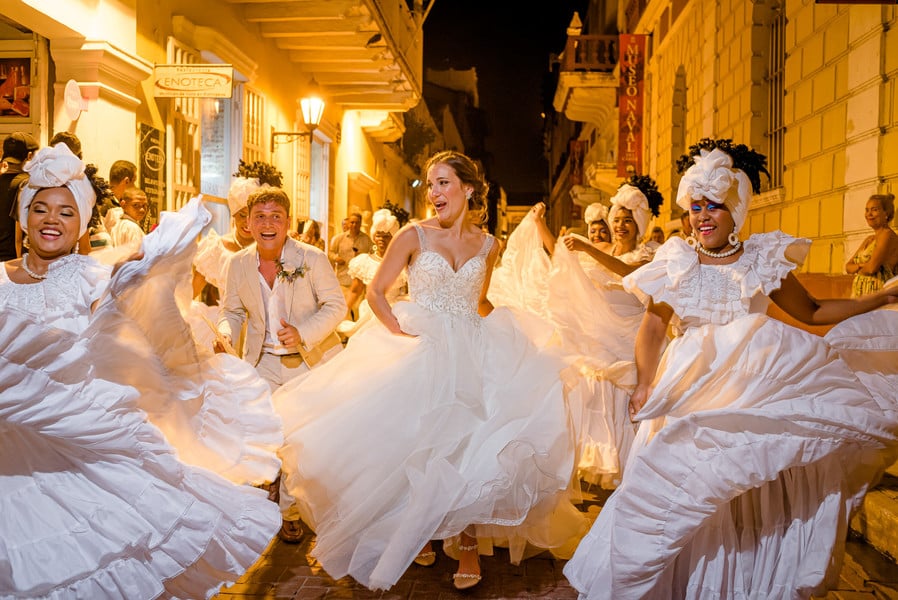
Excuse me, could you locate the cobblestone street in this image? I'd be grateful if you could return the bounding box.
[214,485,898,599]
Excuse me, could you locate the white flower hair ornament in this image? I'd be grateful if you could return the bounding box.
[584,202,608,226]
[371,208,399,235]
[608,184,651,239]
[19,143,96,238]
[676,147,753,234]
[227,176,268,216]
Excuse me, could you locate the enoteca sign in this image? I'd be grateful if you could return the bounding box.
[153,64,234,98]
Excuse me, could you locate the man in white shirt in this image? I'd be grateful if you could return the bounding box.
[328,212,372,318]
[217,187,346,544]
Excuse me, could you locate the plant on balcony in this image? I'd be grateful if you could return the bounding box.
[234,159,284,188]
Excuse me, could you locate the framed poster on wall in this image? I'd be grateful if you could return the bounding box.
[0,57,31,119]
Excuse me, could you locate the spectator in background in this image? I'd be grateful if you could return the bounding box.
[329,212,373,318]
[0,132,38,261]
[109,186,148,249]
[300,218,326,251]
[102,159,137,232]
[846,192,898,297]
[108,160,137,204]
[48,131,82,158]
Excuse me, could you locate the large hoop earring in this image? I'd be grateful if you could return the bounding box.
[728,231,740,246]
[685,234,697,248]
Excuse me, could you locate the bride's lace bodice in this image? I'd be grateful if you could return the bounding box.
[408,224,493,318]
[0,254,111,334]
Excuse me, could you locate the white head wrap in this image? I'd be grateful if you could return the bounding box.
[19,143,96,238]
[371,208,399,235]
[583,202,608,226]
[607,184,651,239]
[676,147,752,233]
[227,176,266,216]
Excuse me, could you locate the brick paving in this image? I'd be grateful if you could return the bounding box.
[214,484,898,600]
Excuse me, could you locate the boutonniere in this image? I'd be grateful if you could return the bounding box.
[276,260,308,283]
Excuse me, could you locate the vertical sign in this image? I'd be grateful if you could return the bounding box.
[139,123,166,230]
[618,34,646,177]
[569,140,584,185]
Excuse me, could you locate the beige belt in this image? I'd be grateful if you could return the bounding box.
[265,351,304,368]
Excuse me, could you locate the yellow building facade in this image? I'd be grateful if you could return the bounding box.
[641,0,897,274]
[1,0,425,241]
[552,1,897,277]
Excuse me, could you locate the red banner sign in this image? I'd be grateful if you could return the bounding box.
[617,34,646,177]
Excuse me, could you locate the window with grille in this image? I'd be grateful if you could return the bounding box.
[243,87,265,164]
[166,38,202,211]
[766,5,786,189]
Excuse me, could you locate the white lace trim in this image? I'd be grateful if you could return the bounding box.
[0,254,110,333]
[623,232,810,330]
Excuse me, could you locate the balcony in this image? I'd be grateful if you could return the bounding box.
[231,0,423,112]
[553,34,618,126]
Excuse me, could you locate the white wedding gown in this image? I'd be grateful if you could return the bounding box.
[0,198,281,599]
[563,233,898,599]
[273,224,586,590]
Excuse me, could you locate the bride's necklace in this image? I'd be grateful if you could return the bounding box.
[21,254,48,280]
[696,240,742,258]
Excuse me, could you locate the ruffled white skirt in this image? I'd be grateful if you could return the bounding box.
[564,313,898,599]
[273,302,586,590]
[0,310,280,600]
[102,199,282,486]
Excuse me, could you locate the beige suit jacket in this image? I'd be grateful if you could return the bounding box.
[218,237,347,367]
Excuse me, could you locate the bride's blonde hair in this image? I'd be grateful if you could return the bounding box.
[424,150,489,226]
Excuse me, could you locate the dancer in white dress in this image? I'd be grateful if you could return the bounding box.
[336,207,408,339]
[564,139,898,599]
[489,176,662,488]
[584,202,611,244]
[272,150,585,591]
[0,143,280,599]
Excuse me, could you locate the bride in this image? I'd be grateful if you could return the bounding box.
[272,150,586,591]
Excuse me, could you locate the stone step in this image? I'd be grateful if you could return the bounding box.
[840,474,898,598]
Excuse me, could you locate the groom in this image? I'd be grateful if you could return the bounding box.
[217,186,346,542]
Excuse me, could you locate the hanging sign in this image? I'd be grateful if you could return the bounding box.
[153,64,233,98]
[617,34,647,177]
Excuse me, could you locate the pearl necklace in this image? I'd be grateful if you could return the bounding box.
[696,240,742,258]
[21,254,48,280]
